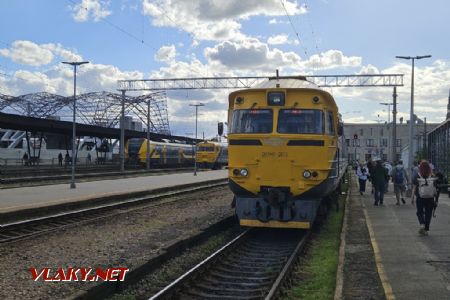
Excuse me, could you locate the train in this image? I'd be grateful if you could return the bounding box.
[196,141,228,169]
[126,138,195,166]
[0,129,105,165]
[227,76,348,229]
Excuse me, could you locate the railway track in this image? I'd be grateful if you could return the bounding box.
[0,179,227,244]
[151,228,309,300]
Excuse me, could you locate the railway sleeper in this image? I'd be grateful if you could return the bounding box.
[202,277,270,289]
[209,271,274,282]
[193,283,267,296]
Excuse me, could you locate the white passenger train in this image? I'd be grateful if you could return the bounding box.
[0,129,108,165]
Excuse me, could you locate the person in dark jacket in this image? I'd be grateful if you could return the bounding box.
[371,158,388,206]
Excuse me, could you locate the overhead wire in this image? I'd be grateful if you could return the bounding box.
[303,0,321,72]
[66,0,159,52]
[279,0,309,60]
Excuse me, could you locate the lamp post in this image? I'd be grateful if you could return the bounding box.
[189,103,204,176]
[62,61,89,189]
[380,102,393,162]
[395,55,431,178]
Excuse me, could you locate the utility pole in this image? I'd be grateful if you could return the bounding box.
[120,90,126,173]
[423,117,427,159]
[392,87,397,164]
[396,55,431,180]
[189,103,204,176]
[146,98,151,170]
[62,61,89,189]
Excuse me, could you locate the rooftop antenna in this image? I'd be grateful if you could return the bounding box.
[276,69,280,88]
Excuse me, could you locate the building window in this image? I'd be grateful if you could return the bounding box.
[380,138,388,147]
[380,128,384,136]
[370,128,373,136]
[353,139,360,147]
[345,139,350,147]
[396,153,401,162]
[382,153,388,161]
[366,139,374,147]
[396,139,402,147]
[360,128,363,136]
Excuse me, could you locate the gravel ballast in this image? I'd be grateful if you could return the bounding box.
[0,186,233,300]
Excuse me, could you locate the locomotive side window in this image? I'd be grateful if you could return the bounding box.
[230,109,273,133]
[277,109,324,134]
[326,111,335,135]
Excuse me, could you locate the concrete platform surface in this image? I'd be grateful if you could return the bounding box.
[0,170,227,213]
[360,181,450,299]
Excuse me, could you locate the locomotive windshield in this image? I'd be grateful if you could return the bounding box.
[277,109,324,134]
[230,109,273,133]
[198,146,215,152]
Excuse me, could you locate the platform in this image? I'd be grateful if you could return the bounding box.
[343,175,450,299]
[0,170,227,215]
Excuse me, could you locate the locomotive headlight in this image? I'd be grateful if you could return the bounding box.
[303,170,312,178]
[240,168,249,177]
[233,169,240,176]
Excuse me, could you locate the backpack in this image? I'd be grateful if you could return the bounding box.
[394,168,404,184]
[417,173,437,198]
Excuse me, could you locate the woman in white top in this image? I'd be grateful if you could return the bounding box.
[357,162,369,195]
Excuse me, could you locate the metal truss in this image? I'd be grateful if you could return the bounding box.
[0,91,171,135]
[117,74,404,91]
[0,92,69,118]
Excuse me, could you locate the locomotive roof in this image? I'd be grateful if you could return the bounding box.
[253,77,319,89]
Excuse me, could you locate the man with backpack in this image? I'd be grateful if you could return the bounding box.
[411,160,437,235]
[390,160,409,205]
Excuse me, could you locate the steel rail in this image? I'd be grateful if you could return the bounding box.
[0,179,227,243]
[150,228,310,300]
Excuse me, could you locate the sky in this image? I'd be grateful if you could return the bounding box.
[0,0,449,138]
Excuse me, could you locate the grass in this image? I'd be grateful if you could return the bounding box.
[285,177,348,300]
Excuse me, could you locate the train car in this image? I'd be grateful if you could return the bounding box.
[228,76,347,229]
[126,138,194,166]
[196,141,228,169]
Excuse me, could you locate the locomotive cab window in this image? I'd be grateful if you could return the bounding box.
[230,109,273,133]
[198,146,215,152]
[326,111,335,135]
[277,109,324,134]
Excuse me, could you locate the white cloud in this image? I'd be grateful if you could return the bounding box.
[0,40,83,67]
[267,34,289,45]
[302,49,362,70]
[0,40,54,66]
[71,0,112,22]
[204,38,302,73]
[142,0,306,42]
[154,45,176,63]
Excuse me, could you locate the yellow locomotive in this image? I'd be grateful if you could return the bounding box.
[196,141,228,169]
[126,138,194,166]
[228,76,347,229]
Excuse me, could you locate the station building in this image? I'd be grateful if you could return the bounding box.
[344,119,439,164]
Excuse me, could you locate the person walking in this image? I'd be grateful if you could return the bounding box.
[22,152,29,166]
[58,152,63,166]
[411,160,437,235]
[356,162,369,195]
[383,160,392,193]
[390,160,409,205]
[371,158,388,206]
